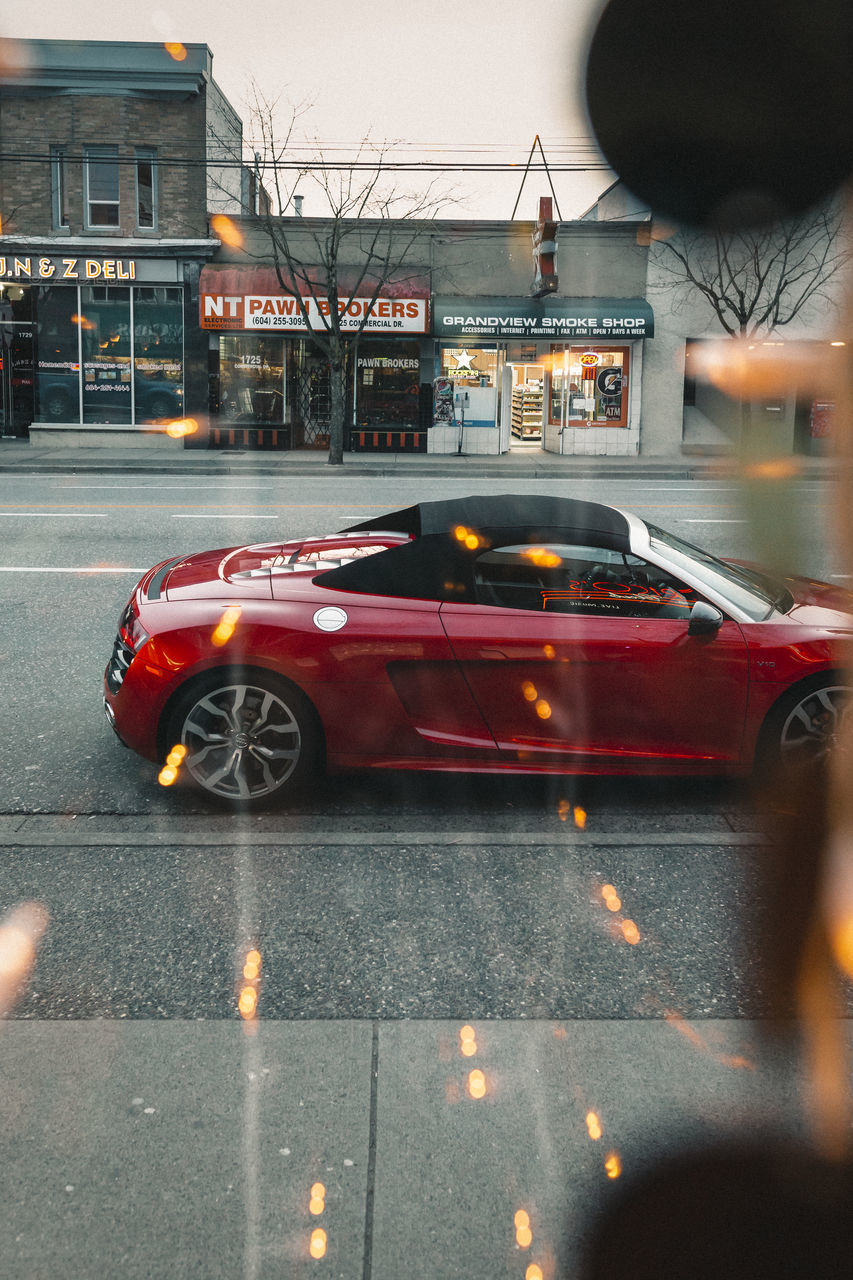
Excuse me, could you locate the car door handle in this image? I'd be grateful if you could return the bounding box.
[479,647,508,659]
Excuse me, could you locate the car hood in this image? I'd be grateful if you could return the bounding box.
[781,572,853,629]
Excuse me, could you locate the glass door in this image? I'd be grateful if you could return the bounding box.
[550,345,630,428]
[0,324,34,437]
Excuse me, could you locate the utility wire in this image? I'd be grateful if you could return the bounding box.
[0,151,610,173]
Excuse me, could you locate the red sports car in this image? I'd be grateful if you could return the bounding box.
[103,493,852,806]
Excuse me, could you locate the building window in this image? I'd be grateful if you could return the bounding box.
[549,345,630,428]
[50,147,69,230]
[135,150,156,231]
[219,335,285,423]
[84,148,120,228]
[81,286,131,424]
[356,341,420,427]
[134,287,183,422]
[35,285,81,422]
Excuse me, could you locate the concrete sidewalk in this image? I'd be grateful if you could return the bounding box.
[0,436,836,480]
[0,1017,813,1280]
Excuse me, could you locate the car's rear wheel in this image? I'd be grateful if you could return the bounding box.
[146,394,174,419]
[43,389,73,420]
[167,671,320,807]
[760,678,851,778]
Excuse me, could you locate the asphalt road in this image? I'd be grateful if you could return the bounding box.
[0,470,846,1278]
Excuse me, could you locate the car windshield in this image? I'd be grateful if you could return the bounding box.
[646,523,784,620]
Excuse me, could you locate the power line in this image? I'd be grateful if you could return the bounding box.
[0,150,610,173]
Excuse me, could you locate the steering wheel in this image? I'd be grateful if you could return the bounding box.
[578,564,614,587]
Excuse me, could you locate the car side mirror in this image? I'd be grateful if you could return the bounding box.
[688,601,724,636]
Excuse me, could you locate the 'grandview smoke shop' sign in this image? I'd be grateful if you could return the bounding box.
[434,296,654,340]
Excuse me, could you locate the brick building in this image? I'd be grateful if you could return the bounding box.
[0,39,246,444]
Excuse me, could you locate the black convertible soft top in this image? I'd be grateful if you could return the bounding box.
[344,493,630,544]
[319,494,634,603]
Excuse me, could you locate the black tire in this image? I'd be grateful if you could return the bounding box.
[165,669,322,808]
[43,389,73,421]
[756,675,851,780]
[146,394,175,420]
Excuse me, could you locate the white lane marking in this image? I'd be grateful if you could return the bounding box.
[625,486,740,492]
[0,512,107,518]
[171,513,279,519]
[53,483,277,491]
[830,574,853,579]
[0,566,144,573]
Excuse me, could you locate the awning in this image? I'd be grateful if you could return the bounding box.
[199,264,430,298]
[199,264,430,334]
[433,296,654,340]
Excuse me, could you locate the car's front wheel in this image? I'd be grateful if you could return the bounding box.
[760,677,851,779]
[166,671,321,807]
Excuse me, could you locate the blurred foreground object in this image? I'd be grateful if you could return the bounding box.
[581,1140,853,1279]
[585,0,853,228]
[0,902,49,1017]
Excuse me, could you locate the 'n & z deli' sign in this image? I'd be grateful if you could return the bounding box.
[201,292,428,333]
[0,256,136,280]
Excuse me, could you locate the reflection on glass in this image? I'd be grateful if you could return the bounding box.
[35,285,81,422]
[134,287,183,422]
[356,341,419,426]
[219,335,285,422]
[550,345,628,427]
[0,284,34,434]
[81,286,131,424]
[439,346,496,387]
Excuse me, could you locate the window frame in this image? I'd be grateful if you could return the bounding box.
[50,146,69,231]
[134,148,157,232]
[83,146,121,231]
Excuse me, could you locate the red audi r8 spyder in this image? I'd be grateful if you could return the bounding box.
[103,493,852,807]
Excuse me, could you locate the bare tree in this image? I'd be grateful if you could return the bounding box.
[244,90,456,465]
[648,203,850,338]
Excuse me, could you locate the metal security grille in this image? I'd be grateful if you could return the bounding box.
[295,353,332,449]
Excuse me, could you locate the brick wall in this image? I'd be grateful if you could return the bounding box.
[0,90,211,238]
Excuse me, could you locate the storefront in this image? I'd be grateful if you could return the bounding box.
[0,249,211,445]
[431,296,654,456]
[199,265,431,450]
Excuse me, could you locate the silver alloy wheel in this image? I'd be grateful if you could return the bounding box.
[779,684,849,766]
[179,681,302,801]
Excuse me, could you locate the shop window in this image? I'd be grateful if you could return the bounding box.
[356,342,419,427]
[219,335,285,423]
[473,543,697,619]
[50,147,69,230]
[134,287,183,422]
[439,346,496,387]
[135,150,157,231]
[437,346,499,430]
[34,285,82,422]
[84,148,120,229]
[550,346,629,428]
[81,286,131,424]
[0,284,32,323]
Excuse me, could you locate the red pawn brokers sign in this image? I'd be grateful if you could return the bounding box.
[531,196,558,297]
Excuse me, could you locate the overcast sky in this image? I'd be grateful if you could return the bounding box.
[6,0,614,219]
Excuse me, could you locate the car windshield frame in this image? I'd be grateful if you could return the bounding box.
[645,523,781,621]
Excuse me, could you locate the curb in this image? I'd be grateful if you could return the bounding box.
[0,443,835,482]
